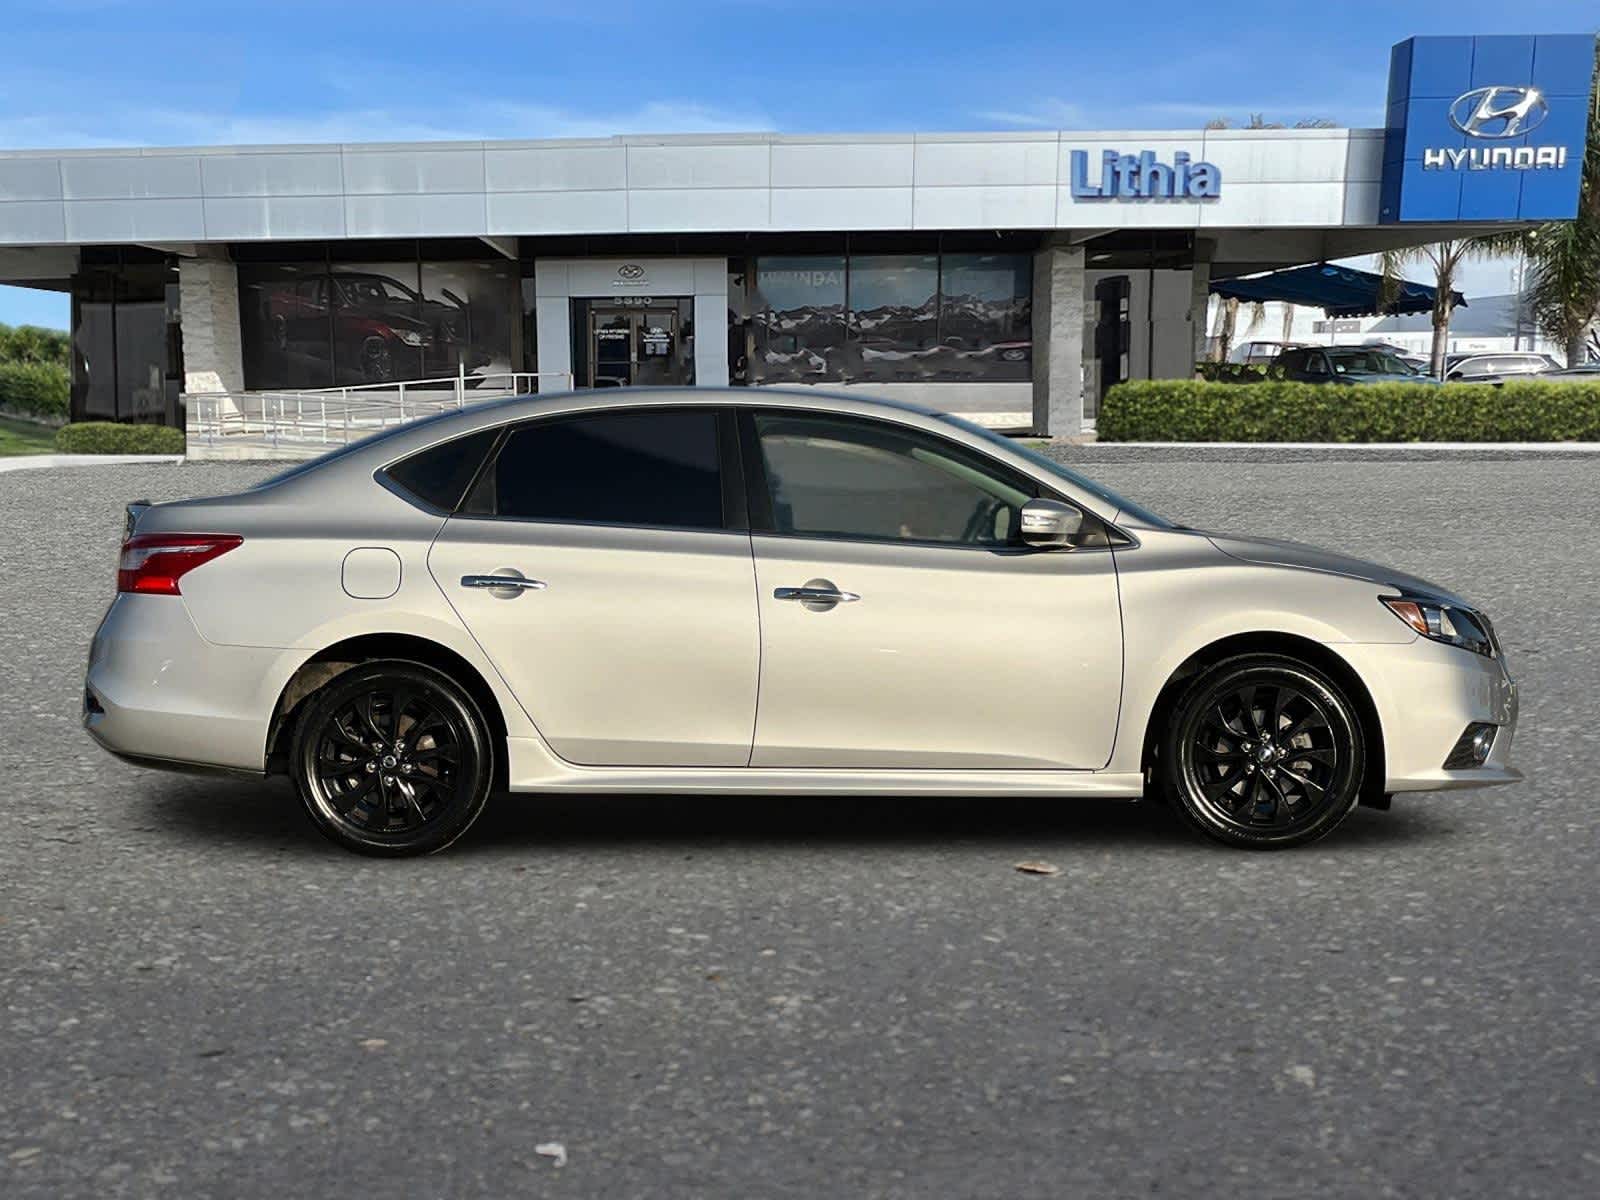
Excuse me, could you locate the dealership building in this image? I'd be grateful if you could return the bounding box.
[0,34,1593,444]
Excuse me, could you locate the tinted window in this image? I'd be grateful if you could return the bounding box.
[383,428,498,511]
[753,412,1036,546]
[469,409,724,529]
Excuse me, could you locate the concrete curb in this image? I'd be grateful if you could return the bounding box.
[0,454,185,474]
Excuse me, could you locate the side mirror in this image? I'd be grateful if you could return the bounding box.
[1019,499,1084,548]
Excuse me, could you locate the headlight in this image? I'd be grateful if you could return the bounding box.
[1381,595,1496,657]
[395,329,427,347]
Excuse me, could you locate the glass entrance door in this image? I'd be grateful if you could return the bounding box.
[586,305,690,387]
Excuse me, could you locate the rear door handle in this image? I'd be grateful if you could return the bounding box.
[774,579,860,611]
[775,586,860,603]
[461,574,547,593]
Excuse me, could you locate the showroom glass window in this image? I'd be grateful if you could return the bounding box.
[847,254,938,382]
[749,250,1030,385]
[938,254,1032,382]
[752,256,847,383]
[752,411,1035,546]
[237,245,518,391]
[466,409,724,530]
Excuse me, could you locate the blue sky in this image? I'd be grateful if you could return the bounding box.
[2,0,1597,329]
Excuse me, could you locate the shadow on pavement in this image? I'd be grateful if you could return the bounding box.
[140,774,1450,856]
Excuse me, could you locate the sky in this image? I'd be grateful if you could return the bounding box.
[2,0,1597,330]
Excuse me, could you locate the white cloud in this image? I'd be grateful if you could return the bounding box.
[970,98,1089,129]
[0,98,774,150]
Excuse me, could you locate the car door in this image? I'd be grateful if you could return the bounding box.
[426,405,760,767]
[741,408,1123,770]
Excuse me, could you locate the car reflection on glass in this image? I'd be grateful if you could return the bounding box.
[268,272,491,383]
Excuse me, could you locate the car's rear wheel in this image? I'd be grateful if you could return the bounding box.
[1161,654,1364,849]
[290,661,493,857]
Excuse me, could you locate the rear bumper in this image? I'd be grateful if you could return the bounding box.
[1334,635,1520,794]
[83,595,286,774]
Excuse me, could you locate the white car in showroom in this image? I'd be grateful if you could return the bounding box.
[86,389,1518,855]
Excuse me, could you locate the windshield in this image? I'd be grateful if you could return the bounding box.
[1327,349,1414,375]
[935,414,1175,528]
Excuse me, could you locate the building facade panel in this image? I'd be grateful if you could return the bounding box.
[59,154,203,200]
[0,157,65,202]
[199,152,345,197]
[913,139,1059,187]
[341,149,487,196]
[201,195,348,240]
[483,145,628,193]
[769,141,915,188]
[770,186,914,230]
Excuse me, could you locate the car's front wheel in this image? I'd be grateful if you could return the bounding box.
[290,661,494,857]
[1161,654,1365,849]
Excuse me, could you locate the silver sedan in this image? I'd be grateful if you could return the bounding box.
[85,389,1519,855]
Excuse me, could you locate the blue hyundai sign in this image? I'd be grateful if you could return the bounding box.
[1380,35,1596,223]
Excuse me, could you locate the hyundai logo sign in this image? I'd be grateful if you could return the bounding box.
[616,263,646,281]
[1448,86,1550,139]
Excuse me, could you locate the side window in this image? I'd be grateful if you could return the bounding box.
[466,408,725,530]
[750,411,1037,546]
[1306,353,1331,376]
[382,428,499,512]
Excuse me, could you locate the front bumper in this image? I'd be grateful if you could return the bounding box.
[1335,634,1520,793]
[84,595,288,774]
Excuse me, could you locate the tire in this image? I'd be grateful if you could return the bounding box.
[290,661,494,857]
[1160,654,1365,850]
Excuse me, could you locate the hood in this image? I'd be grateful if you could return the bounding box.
[1204,531,1471,607]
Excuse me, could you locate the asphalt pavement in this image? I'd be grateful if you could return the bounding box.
[2,454,1596,1198]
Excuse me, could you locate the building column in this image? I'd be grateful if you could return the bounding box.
[178,257,243,394]
[1031,240,1085,437]
[1189,238,1215,366]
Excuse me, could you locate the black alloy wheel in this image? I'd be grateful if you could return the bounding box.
[290,661,493,857]
[1161,655,1364,849]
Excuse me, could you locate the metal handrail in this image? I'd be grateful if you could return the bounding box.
[183,369,575,451]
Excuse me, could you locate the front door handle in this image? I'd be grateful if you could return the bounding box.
[461,573,547,594]
[775,579,860,611]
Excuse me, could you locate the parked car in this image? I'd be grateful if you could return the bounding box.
[1274,346,1429,383]
[86,390,1518,856]
[1443,352,1561,383]
[1228,340,1304,366]
[1535,363,1600,381]
[1353,340,1430,372]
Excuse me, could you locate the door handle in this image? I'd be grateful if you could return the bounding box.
[461,574,547,593]
[774,580,860,611]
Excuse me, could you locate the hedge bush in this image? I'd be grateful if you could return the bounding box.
[55,422,186,455]
[1098,379,1600,442]
[0,361,70,422]
[1194,361,1270,383]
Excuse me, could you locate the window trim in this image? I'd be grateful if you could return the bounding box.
[736,405,1104,554]
[444,403,744,536]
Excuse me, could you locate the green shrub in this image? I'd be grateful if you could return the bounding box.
[1098,379,1600,442]
[0,361,70,421]
[55,422,186,455]
[1194,361,1269,383]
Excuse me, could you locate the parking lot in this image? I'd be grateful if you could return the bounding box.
[3,452,1597,1198]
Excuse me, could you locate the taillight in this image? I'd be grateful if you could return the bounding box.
[117,534,243,595]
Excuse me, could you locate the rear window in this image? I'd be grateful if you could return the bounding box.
[381,428,498,512]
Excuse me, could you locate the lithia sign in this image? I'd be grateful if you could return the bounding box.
[1068,149,1222,200]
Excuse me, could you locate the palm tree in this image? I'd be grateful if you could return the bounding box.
[1499,40,1600,366]
[1378,240,1503,377]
